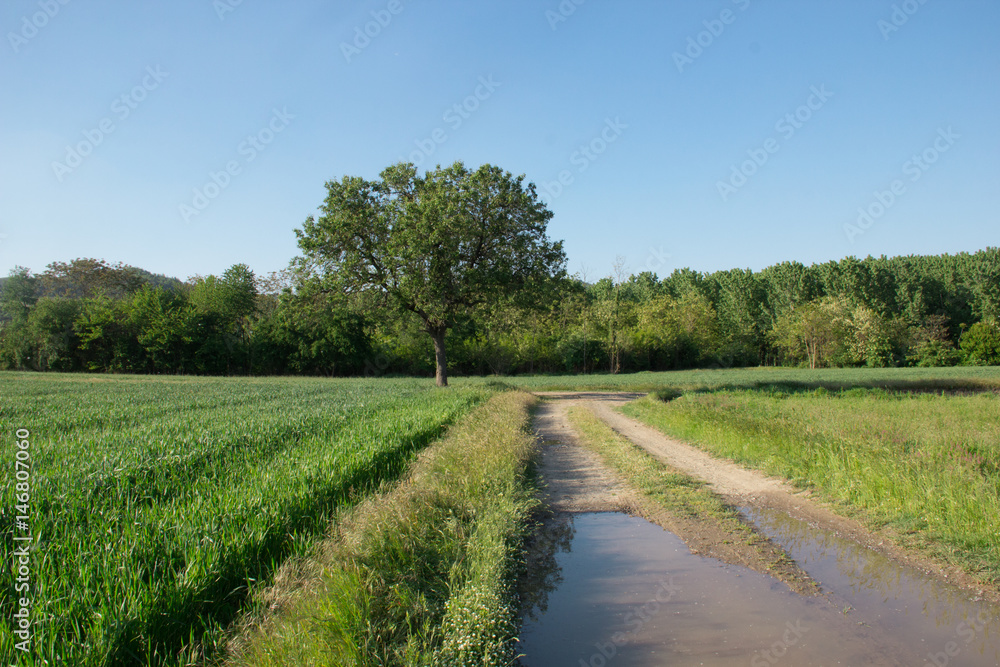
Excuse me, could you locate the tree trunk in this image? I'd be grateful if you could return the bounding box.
[430,328,449,387]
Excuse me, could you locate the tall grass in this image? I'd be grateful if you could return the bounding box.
[622,387,1000,582]
[0,373,495,665]
[504,365,1000,392]
[229,391,539,666]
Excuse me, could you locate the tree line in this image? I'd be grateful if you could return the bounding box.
[2,249,998,377]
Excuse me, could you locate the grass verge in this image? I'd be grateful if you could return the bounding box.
[621,388,1000,586]
[225,390,540,666]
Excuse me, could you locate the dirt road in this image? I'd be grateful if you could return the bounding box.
[531,391,819,595]
[532,391,996,601]
[522,391,1000,666]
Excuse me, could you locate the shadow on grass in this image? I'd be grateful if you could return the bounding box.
[104,419,460,666]
[648,376,1000,404]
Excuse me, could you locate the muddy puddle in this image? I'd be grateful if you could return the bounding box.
[742,506,999,665]
[518,512,999,666]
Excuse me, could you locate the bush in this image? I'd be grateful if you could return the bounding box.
[909,339,962,367]
[652,388,683,402]
[960,321,1000,366]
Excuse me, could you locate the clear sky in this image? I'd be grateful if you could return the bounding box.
[2,0,998,283]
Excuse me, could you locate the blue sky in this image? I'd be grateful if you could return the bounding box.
[1,0,997,283]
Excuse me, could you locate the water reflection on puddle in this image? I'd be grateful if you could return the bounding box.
[743,506,999,664]
[518,512,999,667]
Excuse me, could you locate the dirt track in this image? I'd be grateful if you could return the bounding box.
[532,392,644,514]
[531,392,819,595]
[531,391,997,603]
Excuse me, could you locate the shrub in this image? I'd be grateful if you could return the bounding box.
[652,388,683,402]
[960,321,1000,366]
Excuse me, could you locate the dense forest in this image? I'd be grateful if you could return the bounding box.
[1,249,998,376]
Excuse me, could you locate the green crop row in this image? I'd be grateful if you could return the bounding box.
[1,373,496,666]
[231,391,539,666]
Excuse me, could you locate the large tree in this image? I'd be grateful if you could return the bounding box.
[295,161,567,386]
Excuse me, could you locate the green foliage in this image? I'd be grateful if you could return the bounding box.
[0,374,494,665]
[906,315,961,367]
[23,297,83,370]
[0,295,82,370]
[0,266,38,325]
[842,303,908,367]
[712,268,768,365]
[652,388,683,402]
[189,264,257,325]
[771,297,849,368]
[40,257,153,299]
[74,293,142,371]
[630,292,721,369]
[296,161,567,385]
[3,248,999,377]
[960,320,1000,366]
[773,296,912,369]
[967,248,1000,322]
[909,339,962,367]
[252,290,372,376]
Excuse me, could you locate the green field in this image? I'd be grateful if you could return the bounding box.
[621,384,1000,583]
[507,365,1000,392]
[232,391,538,666]
[4,366,999,665]
[0,373,496,665]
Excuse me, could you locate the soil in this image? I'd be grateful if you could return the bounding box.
[531,391,999,604]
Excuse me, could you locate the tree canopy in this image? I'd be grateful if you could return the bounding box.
[2,247,998,378]
[295,161,567,385]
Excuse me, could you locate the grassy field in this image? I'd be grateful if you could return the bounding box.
[506,365,1000,392]
[4,366,998,664]
[0,373,497,665]
[621,385,1000,584]
[230,391,538,666]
